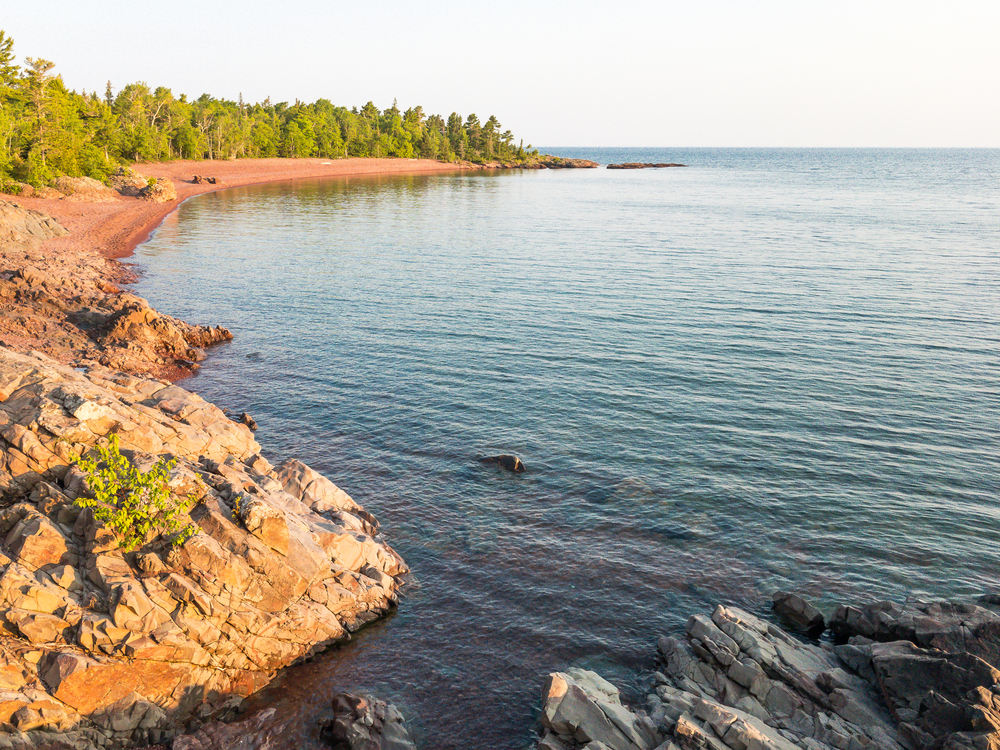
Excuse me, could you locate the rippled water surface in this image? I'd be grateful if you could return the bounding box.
[132,148,1000,748]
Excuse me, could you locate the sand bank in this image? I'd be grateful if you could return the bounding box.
[14,157,466,259]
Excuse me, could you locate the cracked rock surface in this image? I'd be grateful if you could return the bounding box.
[537,598,1000,750]
[0,348,406,749]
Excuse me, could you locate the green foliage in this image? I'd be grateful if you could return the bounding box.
[72,434,198,551]
[0,177,21,195]
[0,31,538,187]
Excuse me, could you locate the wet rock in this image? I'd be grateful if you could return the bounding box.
[479,454,526,473]
[321,692,418,750]
[771,591,825,636]
[239,412,258,431]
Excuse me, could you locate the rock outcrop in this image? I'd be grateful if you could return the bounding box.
[606,163,686,169]
[140,178,178,203]
[0,348,406,748]
[107,168,150,198]
[0,200,227,379]
[538,158,600,169]
[539,669,661,750]
[538,597,1000,750]
[51,177,119,203]
[830,597,1000,750]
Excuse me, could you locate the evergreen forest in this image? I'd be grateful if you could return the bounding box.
[0,31,538,190]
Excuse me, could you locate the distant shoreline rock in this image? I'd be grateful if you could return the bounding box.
[606,162,687,169]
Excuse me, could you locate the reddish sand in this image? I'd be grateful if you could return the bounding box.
[13,157,467,259]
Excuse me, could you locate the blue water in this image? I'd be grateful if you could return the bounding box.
[131,148,1000,749]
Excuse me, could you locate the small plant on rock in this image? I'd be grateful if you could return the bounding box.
[73,434,198,551]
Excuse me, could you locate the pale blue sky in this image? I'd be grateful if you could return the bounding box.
[4,0,998,146]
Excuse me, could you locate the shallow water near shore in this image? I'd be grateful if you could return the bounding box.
[131,148,1000,748]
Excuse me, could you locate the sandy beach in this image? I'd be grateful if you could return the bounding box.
[13,157,467,260]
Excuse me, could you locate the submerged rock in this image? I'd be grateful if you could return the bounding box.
[479,454,526,473]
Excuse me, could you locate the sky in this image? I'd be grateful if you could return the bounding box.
[3,0,998,147]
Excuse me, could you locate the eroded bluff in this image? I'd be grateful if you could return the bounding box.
[0,348,407,748]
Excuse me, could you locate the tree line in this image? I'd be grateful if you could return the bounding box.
[0,30,539,189]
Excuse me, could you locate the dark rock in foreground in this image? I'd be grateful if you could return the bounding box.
[479,454,526,473]
[606,163,686,169]
[321,693,417,750]
[536,596,1000,750]
[772,590,825,637]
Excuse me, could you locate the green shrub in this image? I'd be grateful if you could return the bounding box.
[73,434,198,551]
[0,178,22,196]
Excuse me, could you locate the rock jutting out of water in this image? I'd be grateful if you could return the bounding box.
[479,454,526,473]
[534,595,1000,750]
[0,348,407,749]
[320,693,418,750]
[605,163,686,169]
[771,591,826,638]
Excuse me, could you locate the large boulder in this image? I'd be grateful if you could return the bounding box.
[321,693,418,750]
[539,668,660,750]
[771,591,825,636]
[51,177,118,203]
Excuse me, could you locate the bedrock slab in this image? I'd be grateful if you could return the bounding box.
[0,348,407,748]
[537,597,1000,750]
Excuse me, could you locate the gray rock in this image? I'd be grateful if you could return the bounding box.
[321,693,418,750]
[771,591,825,636]
[541,669,660,750]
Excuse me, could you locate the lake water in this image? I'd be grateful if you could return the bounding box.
[131,148,1000,749]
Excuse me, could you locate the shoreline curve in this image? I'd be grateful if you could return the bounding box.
[15,157,469,261]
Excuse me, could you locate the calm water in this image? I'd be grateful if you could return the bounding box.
[131,148,1000,749]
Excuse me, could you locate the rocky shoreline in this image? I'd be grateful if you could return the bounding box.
[0,183,412,748]
[530,595,1000,750]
